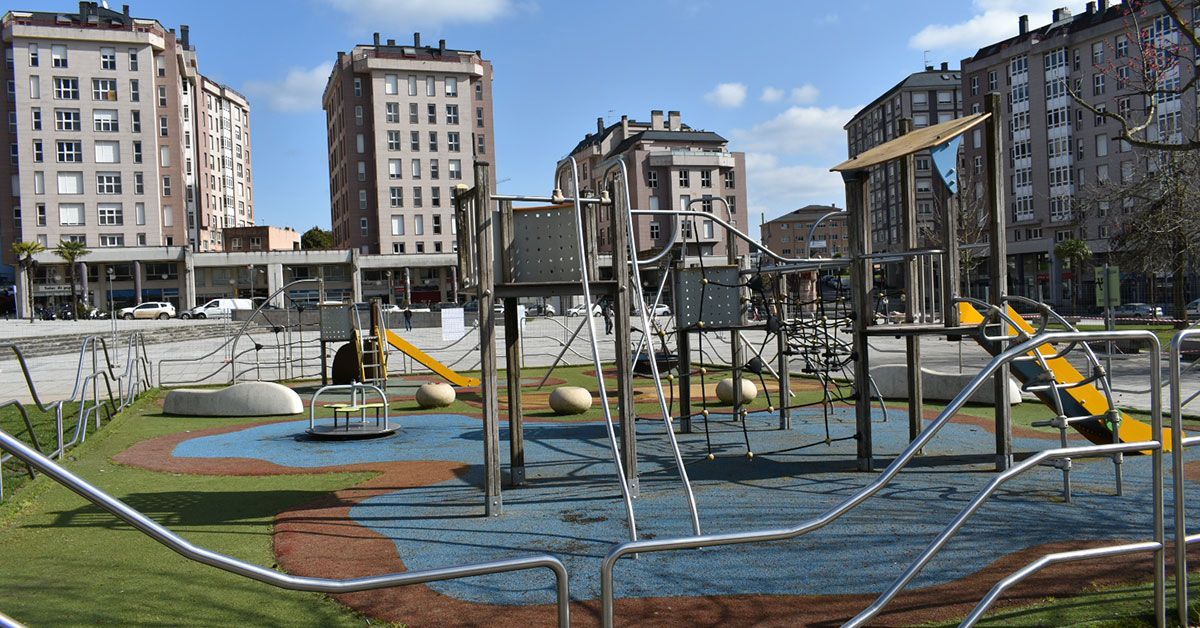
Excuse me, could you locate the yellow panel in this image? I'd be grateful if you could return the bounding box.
[832,112,990,173]
[385,329,481,387]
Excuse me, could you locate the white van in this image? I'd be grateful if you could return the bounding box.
[181,298,254,319]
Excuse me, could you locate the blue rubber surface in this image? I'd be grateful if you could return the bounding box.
[174,407,1185,605]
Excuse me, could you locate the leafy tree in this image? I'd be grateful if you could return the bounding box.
[1054,238,1093,316]
[53,240,90,318]
[300,226,334,250]
[11,240,45,323]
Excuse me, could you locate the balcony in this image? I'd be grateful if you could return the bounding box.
[647,149,735,169]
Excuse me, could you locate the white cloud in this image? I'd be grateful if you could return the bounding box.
[243,62,333,113]
[704,82,748,108]
[323,0,516,29]
[909,1,1090,53]
[744,153,844,225]
[730,105,857,156]
[760,86,784,103]
[789,84,820,105]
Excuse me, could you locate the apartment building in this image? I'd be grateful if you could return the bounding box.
[323,32,495,256]
[560,110,748,258]
[962,2,1196,305]
[223,225,300,252]
[0,2,254,273]
[760,204,848,258]
[844,64,962,253]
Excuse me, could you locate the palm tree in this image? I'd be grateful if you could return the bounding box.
[53,240,90,319]
[11,240,46,323]
[1055,238,1093,316]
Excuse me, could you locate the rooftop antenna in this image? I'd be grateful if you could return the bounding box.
[923,50,931,69]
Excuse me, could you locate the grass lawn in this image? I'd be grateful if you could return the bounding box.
[0,368,1195,626]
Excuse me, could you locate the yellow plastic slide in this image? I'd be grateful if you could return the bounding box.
[384,329,481,387]
[958,302,1172,451]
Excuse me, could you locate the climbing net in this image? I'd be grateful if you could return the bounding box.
[631,230,870,461]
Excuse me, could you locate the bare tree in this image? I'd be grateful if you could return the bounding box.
[1077,150,1200,322]
[920,162,989,294]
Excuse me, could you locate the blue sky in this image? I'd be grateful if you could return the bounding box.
[98,0,1091,239]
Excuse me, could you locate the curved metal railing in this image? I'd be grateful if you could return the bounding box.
[0,425,570,627]
[598,329,1160,627]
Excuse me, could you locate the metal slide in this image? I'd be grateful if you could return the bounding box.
[957,301,1172,451]
[383,329,481,387]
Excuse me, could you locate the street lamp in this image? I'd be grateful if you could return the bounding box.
[107,268,116,346]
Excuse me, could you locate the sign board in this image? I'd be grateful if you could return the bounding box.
[1094,265,1121,308]
[441,307,465,342]
[809,240,828,250]
[517,305,527,333]
[33,284,72,295]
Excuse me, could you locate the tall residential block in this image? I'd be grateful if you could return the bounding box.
[561,110,747,257]
[0,1,254,274]
[844,64,962,253]
[323,32,495,255]
[962,2,1195,304]
[760,204,848,258]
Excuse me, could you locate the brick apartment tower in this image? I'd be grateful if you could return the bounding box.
[0,2,254,274]
[323,32,496,255]
[560,110,748,257]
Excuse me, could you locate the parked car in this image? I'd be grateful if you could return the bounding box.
[118,301,176,320]
[1113,302,1164,318]
[1188,298,1200,318]
[567,303,602,317]
[181,298,253,319]
[526,303,556,316]
[634,304,671,316]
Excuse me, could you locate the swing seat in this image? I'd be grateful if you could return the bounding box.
[634,352,678,376]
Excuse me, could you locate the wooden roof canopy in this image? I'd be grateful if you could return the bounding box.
[831,111,990,173]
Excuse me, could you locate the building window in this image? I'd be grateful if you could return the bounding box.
[93,109,118,132]
[99,234,123,247]
[426,76,435,97]
[357,161,366,181]
[475,82,483,100]
[987,70,997,91]
[647,171,658,188]
[28,43,38,67]
[159,116,169,136]
[449,159,462,180]
[385,102,399,123]
[361,218,369,236]
[353,78,362,97]
[411,159,421,179]
[430,159,440,179]
[476,134,486,155]
[384,74,398,95]
[427,103,437,124]
[431,188,441,208]
[29,76,39,99]
[1116,34,1129,59]
[413,188,423,208]
[970,76,979,96]
[678,170,690,187]
[98,203,123,225]
[1093,73,1105,96]
[359,189,368,209]
[445,76,458,96]
[58,203,84,225]
[128,48,138,70]
[409,102,419,124]
[96,173,122,194]
[162,176,172,196]
[134,172,144,194]
[724,170,735,188]
[700,170,712,188]
[130,141,141,163]
[388,159,402,179]
[476,107,484,127]
[408,75,418,96]
[100,47,116,70]
[55,109,81,131]
[53,77,79,100]
[390,187,403,207]
[355,105,364,125]
[131,110,141,132]
[129,79,140,102]
[410,131,420,151]
[36,204,46,226]
[447,104,459,124]
[428,131,438,151]
[391,215,405,236]
[447,131,460,152]
[56,140,82,162]
[387,130,401,151]
[93,78,118,101]
[51,44,67,68]
[726,195,736,214]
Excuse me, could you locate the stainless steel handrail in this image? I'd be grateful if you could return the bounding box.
[157,278,322,387]
[1168,328,1200,627]
[0,425,571,627]
[0,609,23,628]
[561,155,639,542]
[961,540,1163,627]
[598,329,1159,627]
[846,441,1163,627]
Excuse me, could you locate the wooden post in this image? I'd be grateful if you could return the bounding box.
[498,198,525,486]
[473,162,502,514]
[611,180,638,494]
[845,170,874,471]
[985,93,1012,471]
[777,273,791,429]
[899,118,924,445]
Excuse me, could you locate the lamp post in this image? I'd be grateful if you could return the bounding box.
[107,267,116,348]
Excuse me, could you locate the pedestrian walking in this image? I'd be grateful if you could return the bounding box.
[403,306,413,331]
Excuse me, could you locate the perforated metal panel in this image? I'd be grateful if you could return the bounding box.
[508,206,583,282]
[675,265,741,329]
[319,305,354,342]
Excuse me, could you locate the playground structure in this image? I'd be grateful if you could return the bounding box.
[3,93,1200,628]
